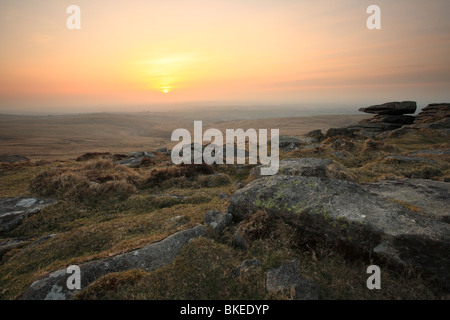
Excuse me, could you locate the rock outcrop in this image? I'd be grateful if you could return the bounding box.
[249,158,353,181]
[352,101,417,134]
[0,197,56,232]
[413,103,450,128]
[22,225,208,300]
[362,178,450,221]
[227,175,450,290]
[117,151,156,166]
[359,101,417,115]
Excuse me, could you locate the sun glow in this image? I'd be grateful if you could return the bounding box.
[134,54,202,95]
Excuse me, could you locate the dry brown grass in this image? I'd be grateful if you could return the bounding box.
[360,139,399,155]
[29,160,142,204]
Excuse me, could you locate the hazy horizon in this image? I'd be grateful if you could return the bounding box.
[1,0,449,114]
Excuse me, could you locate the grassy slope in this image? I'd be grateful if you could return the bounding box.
[0,128,449,300]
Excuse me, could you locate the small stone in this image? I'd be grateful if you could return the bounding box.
[204,210,233,234]
[266,260,319,300]
[218,192,229,199]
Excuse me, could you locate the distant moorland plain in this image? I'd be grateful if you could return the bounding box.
[0,109,369,160]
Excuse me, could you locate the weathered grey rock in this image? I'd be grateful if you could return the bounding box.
[359,101,417,115]
[0,197,56,232]
[362,178,450,220]
[0,234,57,259]
[22,225,208,300]
[266,260,319,300]
[302,143,322,150]
[234,180,246,190]
[282,143,300,153]
[118,151,156,166]
[126,151,155,158]
[0,237,32,259]
[276,136,318,153]
[231,259,262,278]
[118,157,143,166]
[204,210,233,234]
[250,158,351,181]
[408,149,450,156]
[277,136,318,146]
[164,215,185,228]
[24,234,57,250]
[227,175,450,290]
[383,155,437,164]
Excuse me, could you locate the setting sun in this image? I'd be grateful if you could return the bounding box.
[0,0,449,113]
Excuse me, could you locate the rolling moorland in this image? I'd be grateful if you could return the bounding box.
[0,103,449,300]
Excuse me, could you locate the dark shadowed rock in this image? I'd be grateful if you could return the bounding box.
[414,103,450,127]
[352,101,417,135]
[359,101,417,115]
[232,228,248,249]
[361,115,415,125]
[305,129,324,141]
[325,127,356,138]
[266,259,320,300]
[0,154,29,163]
[22,225,208,300]
[0,197,56,232]
[227,175,450,290]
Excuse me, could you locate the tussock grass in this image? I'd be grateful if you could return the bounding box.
[360,139,399,155]
[1,126,449,300]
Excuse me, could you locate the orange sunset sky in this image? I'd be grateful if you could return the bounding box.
[0,0,449,114]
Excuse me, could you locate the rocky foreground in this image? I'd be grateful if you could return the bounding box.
[0,101,449,300]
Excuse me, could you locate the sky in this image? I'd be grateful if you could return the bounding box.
[0,0,449,114]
